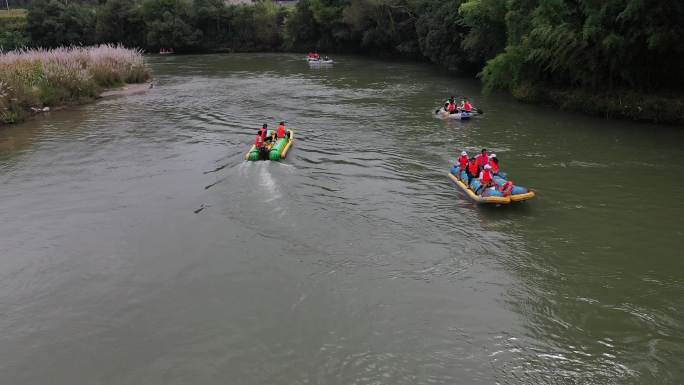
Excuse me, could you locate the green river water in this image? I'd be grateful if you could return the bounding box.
[1,53,683,384]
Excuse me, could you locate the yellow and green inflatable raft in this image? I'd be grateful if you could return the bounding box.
[245,130,294,161]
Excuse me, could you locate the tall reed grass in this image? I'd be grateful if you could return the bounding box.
[0,44,150,124]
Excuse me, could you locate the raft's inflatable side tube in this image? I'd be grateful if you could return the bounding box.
[268,130,295,160]
[244,144,256,161]
[437,109,472,120]
[492,174,536,202]
[268,137,287,161]
[280,130,294,158]
[448,166,510,204]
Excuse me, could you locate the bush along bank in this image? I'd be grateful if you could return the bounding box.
[509,84,684,125]
[0,44,150,124]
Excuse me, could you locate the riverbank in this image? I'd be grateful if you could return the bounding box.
[7,82,153,126]
[511,84,684,125]
[0,45,150,126]
[98,82,152,98]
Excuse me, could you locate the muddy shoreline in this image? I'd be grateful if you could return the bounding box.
[1,82,153,128]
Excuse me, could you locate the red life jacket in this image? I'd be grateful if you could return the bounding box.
[463,102,472,112]
[476,153,488,168]
[468,160,478,176]
[480,169,492,184]
[255,134,264,147]
[277,125,286,138]
[458,155,468,169]
[447,103,456,113]
[489,159,499,174]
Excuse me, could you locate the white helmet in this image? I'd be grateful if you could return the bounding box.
[484,164,492,170]
[489,153,496,158]
[461,151,467,156]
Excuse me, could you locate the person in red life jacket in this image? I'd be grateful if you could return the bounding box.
[276,121,287,139]
[255,130,265,148]
[447,96,457,114]
[457,151,469,172]
[488,153,500,174]
[258,123,267,139]
[441,102,449,115]
[475,148,488,171]
[255,129,271,160]
[460,99,473,113]
[467,157,479,184]
[260,123,275,144]
[479,164,494,191]
[254,129,265,157]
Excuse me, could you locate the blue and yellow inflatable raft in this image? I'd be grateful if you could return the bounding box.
[447,165,535,204]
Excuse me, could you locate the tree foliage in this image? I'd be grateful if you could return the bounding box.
[0,11,30,51]
[471,0,684,92]
[96,0,145,48]
[27,0,96,47]
[19,0,684,93]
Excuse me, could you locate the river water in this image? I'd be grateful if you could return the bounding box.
[1,53,683,384]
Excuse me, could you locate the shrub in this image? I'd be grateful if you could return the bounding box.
[0,44,150,124]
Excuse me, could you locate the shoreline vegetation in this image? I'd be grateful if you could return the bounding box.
[0,45,150,125]
[2,0,683,125]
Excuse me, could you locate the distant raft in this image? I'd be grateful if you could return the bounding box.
[436,108,476,120]
[308,59,334,65]
[447,165,535,204]
[245,130,294,161]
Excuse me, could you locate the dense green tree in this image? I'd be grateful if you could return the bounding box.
[468,0,684,93]
[283,0,323,50]
[458,0,506,65]
[0,12,30,51]
[192,0,230,48]
[141,0,202,50]
[415,0,473,71]
[96,0,145,48]
[342,0,420,54]
[253,0,287,49]
[27,0,96,47]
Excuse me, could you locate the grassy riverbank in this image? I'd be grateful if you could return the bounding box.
[0,45,150,125]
